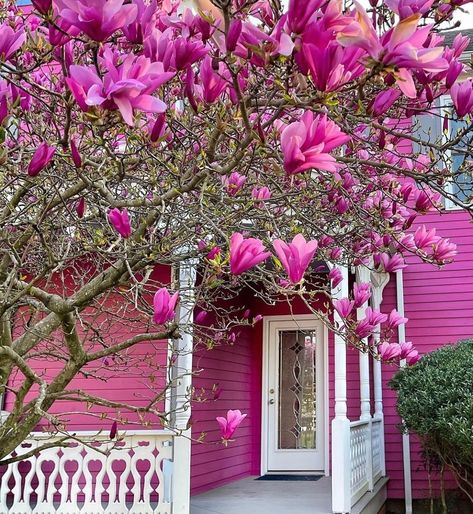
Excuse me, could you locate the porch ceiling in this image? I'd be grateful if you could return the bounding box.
[190,476,332,514]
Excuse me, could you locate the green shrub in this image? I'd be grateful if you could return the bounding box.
[389,340,473,504]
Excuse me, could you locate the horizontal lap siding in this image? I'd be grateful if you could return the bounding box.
[191,290,331,494]
[5,265,171,432]
[191,320,258,494]
[385,210,473,499]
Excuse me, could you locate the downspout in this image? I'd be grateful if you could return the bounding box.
[396,270,413,514]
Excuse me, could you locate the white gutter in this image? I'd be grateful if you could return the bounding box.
[396,270,413,514]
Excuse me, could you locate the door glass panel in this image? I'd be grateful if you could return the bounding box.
[278,330,317,450]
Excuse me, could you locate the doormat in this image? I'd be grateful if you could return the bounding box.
[255,475,322,481]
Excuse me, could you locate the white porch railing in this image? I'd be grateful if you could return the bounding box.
[0,430,178,514]
[349,418,384,507]
[349,420,370,505]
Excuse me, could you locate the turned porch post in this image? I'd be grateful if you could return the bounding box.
[370,270,389,478]
[356,265,374,490]
[171,258,197,514]
[331,265,351,514]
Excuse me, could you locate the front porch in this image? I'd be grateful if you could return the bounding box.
[190,475,388,514]
[190,476,332,514]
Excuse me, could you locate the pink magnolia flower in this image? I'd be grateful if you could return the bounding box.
[353,282,371,308]
[280,112,349,175]
[273,234,318,284]
[377,253,406,273]
[368,89,401,117]
[200,56,229,104]
[229,232,271,275]
[54,0,138,42]
[252,186,271,203]
[70,139,82,168]
[432,239,457,263]
[108,208,132,238]
[226,19,242,52]
[153,287,179,324]
[174,38,209,71]
[75,197,86,218]
[385,309,408,330]
[0,23,26,61]
[287,0,323,34]
[399,341,421,365]
[122,0,157,45]
[378,341,402,361]
[450,79,473,118]
[365,307,389,326]
[328,267,343,288]
[385,0,434,18]
[333,298,354,318]
[299,26,365,92]
[28,142,56,177]
[337,7,447,97]
[216,409,247,441]
[67,51,174,126]
[207,246,221,260]
[224,172,247,196]
[413,225,439,251]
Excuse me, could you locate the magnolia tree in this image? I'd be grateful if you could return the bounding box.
[0,0,472,461]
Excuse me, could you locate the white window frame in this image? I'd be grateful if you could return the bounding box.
[440,95,473,210]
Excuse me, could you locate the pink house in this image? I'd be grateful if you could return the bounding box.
[1,8,472,513]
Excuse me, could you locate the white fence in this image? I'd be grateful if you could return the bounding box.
[349,418,384,507]
[0,430,177,514]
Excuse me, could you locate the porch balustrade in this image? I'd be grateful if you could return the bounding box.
[332,265,389,514]
[0,430,183,514]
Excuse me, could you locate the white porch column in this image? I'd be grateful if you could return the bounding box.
[370,270,389,478]
[355,266,373,491]
[171,259,197,514]
[356,266,372,423]
[331,265,351,514]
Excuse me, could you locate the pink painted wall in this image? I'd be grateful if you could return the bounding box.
[384,208,473,500]
[4,265,171,432]
[190,288,332,494]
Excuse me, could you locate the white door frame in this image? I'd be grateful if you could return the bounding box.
[261,314,329,476]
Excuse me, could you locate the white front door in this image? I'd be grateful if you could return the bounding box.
[264,318,325,472]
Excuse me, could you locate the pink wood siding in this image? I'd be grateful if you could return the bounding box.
[191,289,331,494]
[383,208,473,500]
[4,265,171,432]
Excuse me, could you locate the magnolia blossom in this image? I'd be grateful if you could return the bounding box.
[273,234,318,284]
[108,208,132,238]
[0,24,26,61]
[75,197,86,218]
[67,51,174,126]
[450,79,473,118]
[54,0,138,42]
[229,233,271,275]
[280,112,349,174]
[337,7,447,97]
[252,186,271,203]
[432,239,457,263]
[385,309,408,330]
[328,267,343,288]
[153,288,179,325]
[224,172,247,197]
[28,142,56,177]
[333,298,354,319]
[353,282,371,308]
[378,341,402,361]
[216,409,247,442]
[399,341,421,365]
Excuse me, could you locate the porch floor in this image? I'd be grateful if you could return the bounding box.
[190,476,332,514]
